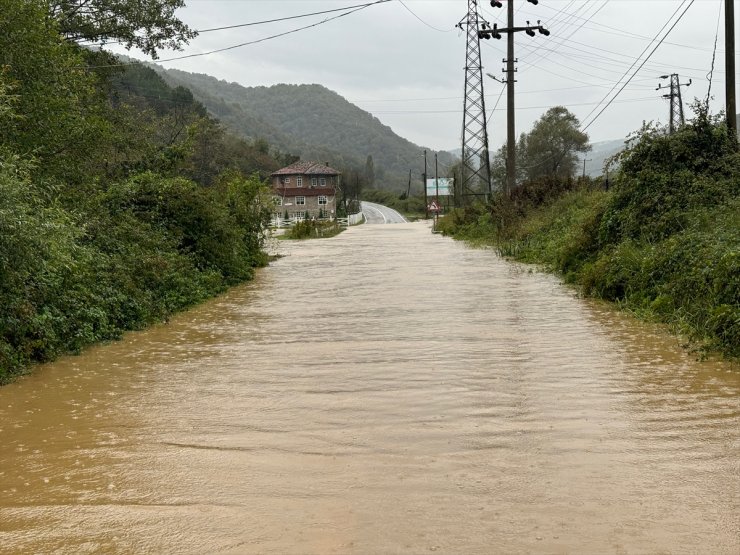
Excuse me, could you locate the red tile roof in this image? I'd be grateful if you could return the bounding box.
[271,161,341,176]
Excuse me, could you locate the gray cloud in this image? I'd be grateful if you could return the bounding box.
[111,0,737,151]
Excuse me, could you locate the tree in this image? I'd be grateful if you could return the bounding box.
[521,106,590,181]
[0,0,112,183]
[490,133,528,191]
[46,0,197,58]
[341,167,366,201]
[365,154,375,187]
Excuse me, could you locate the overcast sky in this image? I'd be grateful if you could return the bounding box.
[111,0,738,152]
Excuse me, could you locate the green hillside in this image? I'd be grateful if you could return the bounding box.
[152,67,455,191]
[1,0,280,383]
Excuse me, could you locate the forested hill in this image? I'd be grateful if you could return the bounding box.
[151,67,456,191]
[2,0,289,383]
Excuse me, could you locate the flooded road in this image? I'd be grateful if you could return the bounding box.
[1,222,738,554]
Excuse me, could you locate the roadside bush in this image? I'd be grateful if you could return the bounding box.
[287,219,342,239]
[436,109,739,358]
[103,172,269,283]
[0,2,280,384]
[601,109,740,245]
[582,201,739,356]
[0,162,273,383]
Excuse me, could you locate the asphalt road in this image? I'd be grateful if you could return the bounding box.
[360,201,408,224]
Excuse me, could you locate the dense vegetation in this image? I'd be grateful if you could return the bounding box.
[490,106,591,185]
[285,220,344,240]
[48,0,197,58]
[438,109,739,358]
[152,67,457,191]
[0,1,282,383]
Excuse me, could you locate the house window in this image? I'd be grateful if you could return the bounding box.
[293,211,306,220]
[311,177,317,187]
[318,195,328,205]
[295,196,305,205]
[284,177,291,184]
[272,196,282,206]
[319,177,327,186]
[297,176,303,187]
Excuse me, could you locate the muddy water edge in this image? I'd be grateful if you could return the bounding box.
[0,221,738,554]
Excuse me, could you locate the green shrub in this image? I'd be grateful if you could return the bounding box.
[0,159,273,383]
[437,112,739,358]
[287,219,342,240]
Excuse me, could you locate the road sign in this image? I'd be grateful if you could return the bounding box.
[426,178,453,196]
[428,200,442,212]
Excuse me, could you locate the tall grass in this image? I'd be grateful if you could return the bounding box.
[437,111,739,358]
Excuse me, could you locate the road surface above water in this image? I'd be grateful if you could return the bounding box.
[360,201,408,224]
[0,222,738,554]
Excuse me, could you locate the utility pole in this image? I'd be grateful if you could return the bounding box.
[435,153,440,208]
[457,0,492,202]
[657,74,691,134]
[581,157,592,179]
[726,0,737,143]
[423,149,428,219]
[506,0,516,196]
[480,0,550,196]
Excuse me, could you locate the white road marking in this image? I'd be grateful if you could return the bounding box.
[361,201,408,224]
[362,203,387,224]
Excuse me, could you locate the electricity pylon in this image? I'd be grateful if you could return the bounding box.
[457,0,491,201]
[656,74,691,135]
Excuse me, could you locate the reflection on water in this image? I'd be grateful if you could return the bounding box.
[1,222,738,554]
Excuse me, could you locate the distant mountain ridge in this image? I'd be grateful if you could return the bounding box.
[149,66,455,191]
[584,138,625,177]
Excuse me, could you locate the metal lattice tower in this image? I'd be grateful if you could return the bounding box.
[657,74,691,135]
[458,0,491,200]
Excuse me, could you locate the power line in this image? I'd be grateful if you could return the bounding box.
[487,83,507,124]
[579,0,693,126]
[81,0,391,68]
[530,36,725,76]
[198,1,391,33]
[366,96,658,115]
[524,2,722,55]
[527,0,608,67]
[492,13,716,81]
[482,40,636,88]
[349,81,652,104]
[516,38,720,82]
[109,68,655,110]
[705,0,724,105]
[80,0,393,45]
[582,0,696,131]
[481,8,723,85]
[398,0,454,32]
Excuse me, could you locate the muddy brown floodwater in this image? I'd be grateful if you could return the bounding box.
[0,222,738,554]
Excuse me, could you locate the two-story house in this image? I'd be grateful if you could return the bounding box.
[271,161,341,220]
